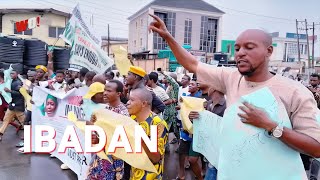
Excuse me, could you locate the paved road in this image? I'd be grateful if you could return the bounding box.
[0,125,318,180]
[0,125,196,180]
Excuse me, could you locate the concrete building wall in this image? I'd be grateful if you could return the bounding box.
[128,6,223,54]
[128,10,149,53]
[174,11,201,50]
[272,37,309,62]
[132,58,168,73]
[2,13,68,46]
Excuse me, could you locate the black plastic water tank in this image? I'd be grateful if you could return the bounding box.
[0,36,24,63]
[24,39,47,67]
[0,62,23,74]
[53,48,70,70]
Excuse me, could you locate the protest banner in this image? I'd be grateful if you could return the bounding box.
[217,88,306,180]
[31,86,93,180]
[30,86,158,179]
[61,5,114,73]
[180,96,206,134]
[70,108,158,173]
[61,4,100,46]
[111,45,132,76]
[68,28,114,74]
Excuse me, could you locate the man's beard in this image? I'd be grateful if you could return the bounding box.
[237,64,256,76]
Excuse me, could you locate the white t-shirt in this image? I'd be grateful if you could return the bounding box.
[152,85,170,102]
[52,81,66,91]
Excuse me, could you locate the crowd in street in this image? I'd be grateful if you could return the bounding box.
[0,15,320,180]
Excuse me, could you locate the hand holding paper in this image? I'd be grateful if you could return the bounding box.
[238,102,278,132]
[68,109,158,173]
[180,96,206,134]
[189,111,200,121]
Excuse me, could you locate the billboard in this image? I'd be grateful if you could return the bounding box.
[286,33,307,39]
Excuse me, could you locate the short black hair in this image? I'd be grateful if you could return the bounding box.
[157,68,162,72]
[109,80,124,93]
[310,73,320,79]
[85,71,96,81]
[184,74,191,81]
[11,69,18,74]
[79,67,89,78]
[67,78,75,85]
[56,70,65,75]
[148,72,158,83]
[108,71,115,79]
[0,71,4,79]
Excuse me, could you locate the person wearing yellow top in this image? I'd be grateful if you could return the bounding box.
[127,88,168,180]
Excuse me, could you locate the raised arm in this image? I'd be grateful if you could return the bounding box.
[149,14,198,73]
[47,52,54,78]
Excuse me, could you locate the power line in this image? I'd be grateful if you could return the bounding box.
[209,2,294,22]
[223,11,295,25]
[66,0,135,15]
[25,0,132,18]
[41,0,131,17]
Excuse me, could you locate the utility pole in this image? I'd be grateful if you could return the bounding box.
[107,24,110,56]
[312,22,315,68]
[296,19,301,62]
[305,19,311,69]
[91,14,94,27]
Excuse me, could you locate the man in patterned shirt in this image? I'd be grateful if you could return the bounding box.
[162,73,180,144]
[127,88,168,180]
[87,80,130,180]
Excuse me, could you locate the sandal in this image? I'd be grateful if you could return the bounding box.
[17,147,24,153]
[16,141,24,147]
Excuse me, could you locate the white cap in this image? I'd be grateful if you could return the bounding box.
[68,67,80,72]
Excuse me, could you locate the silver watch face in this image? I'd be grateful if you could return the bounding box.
[272,129,283,138]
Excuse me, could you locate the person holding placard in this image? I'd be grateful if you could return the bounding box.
[149,14,320,179]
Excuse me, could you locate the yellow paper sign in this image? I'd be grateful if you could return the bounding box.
[180,96,206,134]
[20,87,32,111]
[68,109,157,173]
[111,45,132,76]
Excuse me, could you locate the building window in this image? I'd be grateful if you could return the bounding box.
[305,44,308,55]
[14,23,32,35]
[200,17,218,53]
[140,38,142,47]
[136,21,138,29]
[134,40,136,47]
[184,19,192,45]
[141,19,143,27]
[49,26,64,38]
[153,11,176,52]
[287,43,298,55]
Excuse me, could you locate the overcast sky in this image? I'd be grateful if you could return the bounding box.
[2,0,320,54]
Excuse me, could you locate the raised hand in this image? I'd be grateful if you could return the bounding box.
[148,14,171,39]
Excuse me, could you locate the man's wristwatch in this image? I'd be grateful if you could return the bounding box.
[268,124,284,138]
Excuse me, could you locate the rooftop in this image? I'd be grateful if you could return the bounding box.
[0,8,70,17]
[128,0,224,20]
